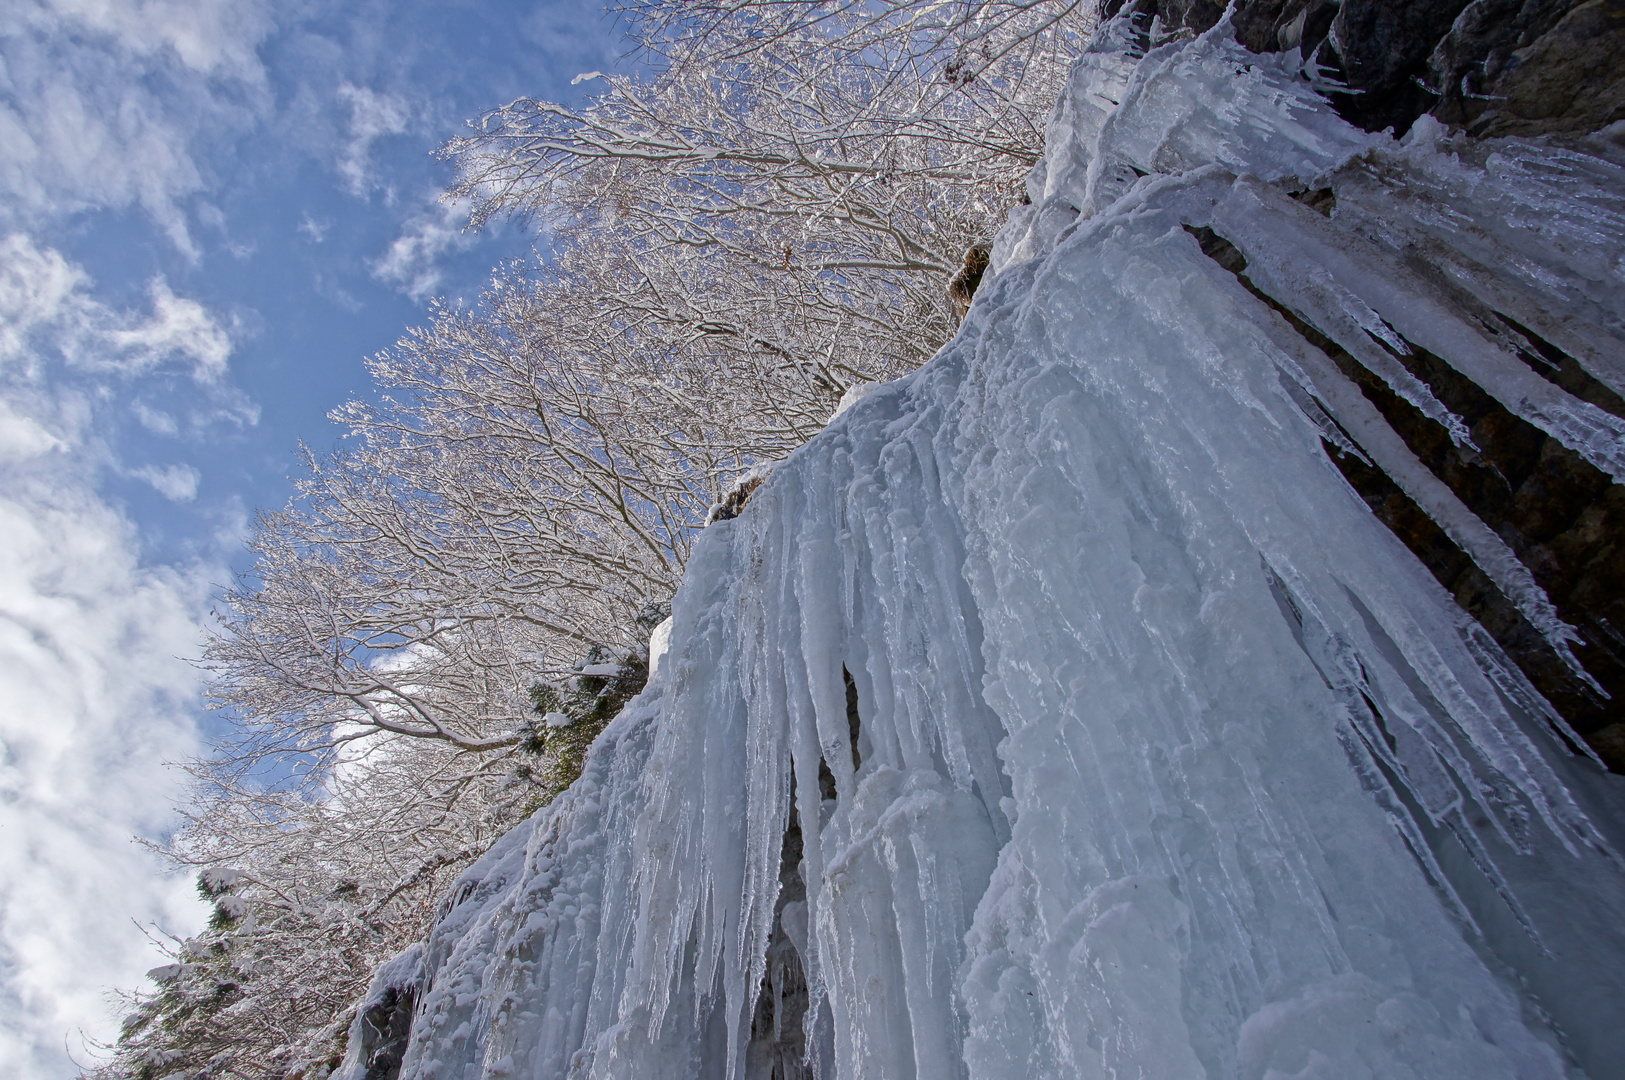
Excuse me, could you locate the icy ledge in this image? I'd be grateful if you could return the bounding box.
[379,18,1625,1080]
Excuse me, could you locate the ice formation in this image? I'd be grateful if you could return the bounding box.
[388,16,1625,1080]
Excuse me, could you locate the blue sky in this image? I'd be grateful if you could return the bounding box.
[0,3,627,1075]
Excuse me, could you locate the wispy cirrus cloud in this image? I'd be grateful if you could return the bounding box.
[130,462,203,501]
[0,234,239,386]
[337,82,413,198]
[0,0,276,257]
[370,194,477,301]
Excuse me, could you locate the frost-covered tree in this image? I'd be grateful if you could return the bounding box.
[448,0,1095,383]
[92,747,526,1080]
[200,0,1095,835]
[93,648,657,1080]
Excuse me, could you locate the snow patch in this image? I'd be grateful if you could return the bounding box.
[647,615,673,680]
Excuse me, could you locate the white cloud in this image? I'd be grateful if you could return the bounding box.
[0,237,235,1079]
[108,279,234,382]
[131,462,201,501]
[298,213,329,243]
[0,0,275,255]
[0,234,236,383]
[0,471,212,1078]
[0,235,91,369]
[0,398,63,461]
[336,82,411,197]
[131,400,178,436]
[18,0,272,75]
[370,195,475,301]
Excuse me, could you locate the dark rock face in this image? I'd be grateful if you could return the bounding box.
[746,808,814,1080]
[709,473,767,524]
[1105,0,1625,137]
[1432,0,1625,137]
[1475,1,1625,135]
[1428,0,1576,130]
[355,985,417,1080]
[947,244,994,321]
[1329,0,1476,131]
[1107,0,1625,767]
[1147,0,1229,33]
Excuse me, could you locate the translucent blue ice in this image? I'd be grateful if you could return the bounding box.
[390,18,1625,1080]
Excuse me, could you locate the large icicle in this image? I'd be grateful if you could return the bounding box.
[400,16,1625,1080]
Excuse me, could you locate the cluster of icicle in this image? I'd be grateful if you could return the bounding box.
[366,13,1625,1080]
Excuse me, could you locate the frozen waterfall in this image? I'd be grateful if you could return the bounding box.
[374,16,1625,1080]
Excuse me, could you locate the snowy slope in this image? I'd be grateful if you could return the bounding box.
[382,16,1625,1080]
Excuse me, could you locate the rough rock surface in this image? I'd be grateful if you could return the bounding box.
[331,945,425,1080]
[1432,0,1625,137]
[1106,0,1625,766]
[1109,0,1625,137]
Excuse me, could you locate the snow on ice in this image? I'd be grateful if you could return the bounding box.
[382,14,1625,1080]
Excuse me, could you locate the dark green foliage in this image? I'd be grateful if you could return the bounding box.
[90,861,381,1080]
[518,645,652,813]
[206,906,240,934]
[95,884,254,1080]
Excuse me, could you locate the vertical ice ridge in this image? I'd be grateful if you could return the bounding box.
[1205,191,1479,449]
[1459,624,1610,772]
[1257,547,1593,947]
[1330,125,1625,397]
[1197,248,1594,678]
[399,17,1625,1080]
[1335,722,1486,938]
[1211,177,1625,485]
